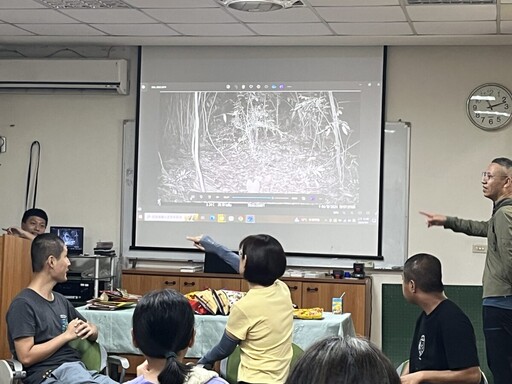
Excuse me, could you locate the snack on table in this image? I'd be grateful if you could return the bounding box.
[293,307,324,320]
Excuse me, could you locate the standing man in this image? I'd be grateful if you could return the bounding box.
[421,157,512,384]
[4,208,48,240]
[6,233,117,384]
[400,253,481,384]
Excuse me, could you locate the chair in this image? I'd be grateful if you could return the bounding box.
[396,360,488,384]
[0,339,129,384]
[219,343,303,384]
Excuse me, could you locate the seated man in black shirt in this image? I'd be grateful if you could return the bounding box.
[6,233,117,384]
[400,253,481,384]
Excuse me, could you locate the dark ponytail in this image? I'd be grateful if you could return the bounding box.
[132,289,195,384]
[158,355,191,384]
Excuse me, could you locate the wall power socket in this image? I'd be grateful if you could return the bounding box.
[472,244,487,254]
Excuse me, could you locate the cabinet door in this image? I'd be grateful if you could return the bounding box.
[283,281,302,307]
[122,274,180,295]
[180,276,241,294]
[302,282,367,336]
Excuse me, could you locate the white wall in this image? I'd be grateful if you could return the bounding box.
[0,46,138,252]
[1,45,511,346]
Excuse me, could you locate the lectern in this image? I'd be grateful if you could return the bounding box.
[0,235,32,358]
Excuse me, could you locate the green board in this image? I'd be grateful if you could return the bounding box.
[382,284,491,383]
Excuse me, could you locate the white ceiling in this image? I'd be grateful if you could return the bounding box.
[1,0,512,46]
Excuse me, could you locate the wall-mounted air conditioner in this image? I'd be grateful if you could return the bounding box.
[0,59,129,95]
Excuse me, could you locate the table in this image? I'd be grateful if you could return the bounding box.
[77,307,355,358]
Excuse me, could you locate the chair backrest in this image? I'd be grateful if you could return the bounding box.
[479,369,488,384]
[68,339,105,372]
[221,343,303,384]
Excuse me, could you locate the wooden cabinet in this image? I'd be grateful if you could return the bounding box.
[0,235,32,359]
[122,269,372,337]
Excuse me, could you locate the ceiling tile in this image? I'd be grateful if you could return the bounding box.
[0,9,76,23]
[330,22,412,35]
[0,23,34,34]
[248,22,332,35]
[92,23,180,35]
[60,9,156,23]
[316,6,406,22]
[414,21,496,34]
[143,8,236,23]
[406,4,496,21]
[228,7,320,22]
[169,23,254,36]
[500,4,512,20]
[20,23,105,35]
[0,0,47,8]
[123,0,218,8]
[308,0,399,5]
[500,20,512,32]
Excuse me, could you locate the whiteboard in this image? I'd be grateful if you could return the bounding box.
[121,121,410,270]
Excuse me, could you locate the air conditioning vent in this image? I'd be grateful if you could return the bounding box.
[0,59,129,95]
[216,0,304,12]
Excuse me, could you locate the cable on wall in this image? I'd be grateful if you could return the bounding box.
[25,141,41,210]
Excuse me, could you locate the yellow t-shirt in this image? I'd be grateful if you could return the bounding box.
[226,279,293,384]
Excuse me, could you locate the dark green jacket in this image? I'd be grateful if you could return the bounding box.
[444,198,512,298]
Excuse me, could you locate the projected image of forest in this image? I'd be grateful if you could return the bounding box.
[157,90,361,205]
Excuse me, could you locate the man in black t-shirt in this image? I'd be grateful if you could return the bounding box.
[6,233,117,384]
[400,253,481,384]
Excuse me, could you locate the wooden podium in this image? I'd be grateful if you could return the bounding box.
[0,235,32,359]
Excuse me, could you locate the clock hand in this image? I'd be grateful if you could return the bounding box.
[489,101,506,109]
[487,100,493,110]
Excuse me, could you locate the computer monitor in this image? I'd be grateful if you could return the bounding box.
[50,226,84,255]
[203,252,238,274]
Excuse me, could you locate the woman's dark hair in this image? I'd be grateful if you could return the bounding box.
[403,253,444,293]
[31,233,64,273]
[132,289,195,384]
[239,234,286,286]
[285,336,400,384]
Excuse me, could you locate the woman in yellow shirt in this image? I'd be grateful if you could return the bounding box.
[187,234,293,384]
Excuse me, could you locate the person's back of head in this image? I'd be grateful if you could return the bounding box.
[132,289,195,384]
[31,232,64,273]
[239,234,286,286]
[285,336,400,384]
[403,253,444,293]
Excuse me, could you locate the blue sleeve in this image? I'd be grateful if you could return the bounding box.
[198,331,240,365]
[200,235,240,273]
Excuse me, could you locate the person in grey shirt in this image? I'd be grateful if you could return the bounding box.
[420,157,512,384]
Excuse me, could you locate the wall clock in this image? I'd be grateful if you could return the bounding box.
[466,83,512,131]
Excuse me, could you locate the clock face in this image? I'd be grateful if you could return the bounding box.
[467,83,512,131]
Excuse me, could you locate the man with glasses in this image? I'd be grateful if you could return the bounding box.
[420,157,512,384]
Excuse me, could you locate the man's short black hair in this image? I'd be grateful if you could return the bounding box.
[240,234,286,287]
[492,157,512,173]
[403,253,444,293]
[22,208,48,225]
[31,233,64,273]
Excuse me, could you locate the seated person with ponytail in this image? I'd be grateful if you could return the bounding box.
[187,234,293,384]
[125,289,228,384]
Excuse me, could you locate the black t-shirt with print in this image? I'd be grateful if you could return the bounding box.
[409,299,479,373]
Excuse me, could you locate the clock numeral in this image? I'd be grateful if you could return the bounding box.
[489,119,494,125]
[505,104,509,110]
[476,113,480,118]
[472,105,477,111]
[497,116,502,123]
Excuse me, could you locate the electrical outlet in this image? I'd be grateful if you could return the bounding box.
[472,244,487,254]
